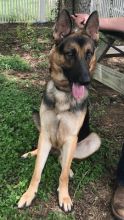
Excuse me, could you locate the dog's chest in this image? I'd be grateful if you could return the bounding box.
[54,90,71,112]
[46,80,77,113]
[42,81,87,148]
[49,92,73,147]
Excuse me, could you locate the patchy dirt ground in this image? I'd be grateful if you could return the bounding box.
[0,24,124,219]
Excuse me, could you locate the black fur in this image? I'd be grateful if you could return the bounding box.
[62,58,90,85]
[78,108,90,142]
[43,91,55,109]
[58,35,88,53]
[70,99,88,113]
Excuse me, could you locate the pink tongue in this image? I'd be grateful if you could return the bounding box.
[72,83,85,100]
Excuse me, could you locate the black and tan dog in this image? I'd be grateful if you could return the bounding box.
[18,10,101,212]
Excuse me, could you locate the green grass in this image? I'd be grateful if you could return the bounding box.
[0,72,119,219]
[0,74,39,218]
[0,55,31,71]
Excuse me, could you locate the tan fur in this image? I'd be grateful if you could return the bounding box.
[89,54,97,74]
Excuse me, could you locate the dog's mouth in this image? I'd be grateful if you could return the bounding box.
[72,83,88,100]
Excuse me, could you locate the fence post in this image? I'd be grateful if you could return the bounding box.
[39,0,46,22]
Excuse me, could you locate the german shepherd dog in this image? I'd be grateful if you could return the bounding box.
[18,10,101,212]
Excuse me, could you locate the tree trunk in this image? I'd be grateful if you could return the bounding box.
[74,0,91,13]
[58,0,91,15]
[58,0,73,14]
[64,0,74,14]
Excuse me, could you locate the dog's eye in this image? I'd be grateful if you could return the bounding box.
[66,52,73,57]
[65,49,75,59]
[85,51,93,61]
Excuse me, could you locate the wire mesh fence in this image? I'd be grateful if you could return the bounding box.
[0,0,123,23]
[0,0,57,23]
[90,0,124,17]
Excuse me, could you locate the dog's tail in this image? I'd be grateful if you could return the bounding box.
[32,109,41,132]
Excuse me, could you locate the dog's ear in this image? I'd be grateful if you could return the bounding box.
[85,11,99,41]
[53,9,72,43]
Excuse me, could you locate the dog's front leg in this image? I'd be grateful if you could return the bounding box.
[58,136,77,212]
[18,131,51,208]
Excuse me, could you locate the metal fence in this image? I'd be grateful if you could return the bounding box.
[0,0,57,23]
[90,0,124,17]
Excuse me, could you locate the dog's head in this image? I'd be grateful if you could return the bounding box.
[50,10,99,100]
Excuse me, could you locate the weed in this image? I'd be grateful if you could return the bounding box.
[16,24,48,52]
[47,212,75,220]
[36,60,49,70]
[16,25,36,44]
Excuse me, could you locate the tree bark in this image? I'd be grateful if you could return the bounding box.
[58,0,91,14]
[58,0,73,14]
[64,0,74,14]
[74,0,91,13]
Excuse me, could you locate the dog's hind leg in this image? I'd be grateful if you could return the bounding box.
[74,132,101,159]
[21,132,100,160]
[21,148,38,158]
[21,111,40,159]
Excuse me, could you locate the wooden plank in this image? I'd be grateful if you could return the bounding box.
[93,63,124,95]
[96,37,115,61]
[107,46,124,55]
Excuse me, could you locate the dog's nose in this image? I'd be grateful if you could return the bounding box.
[77,59,90,85]
[83,76,90,85]
[83,80,90,86]
[78,72,90,85]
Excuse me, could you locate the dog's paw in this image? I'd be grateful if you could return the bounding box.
[69,169,74,178]
[59,194,73,212]
[21,149,37,159]
[21,152,29,159]
[18,190,36,208]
